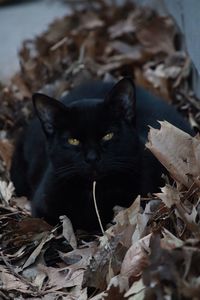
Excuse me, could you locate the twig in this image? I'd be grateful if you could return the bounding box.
[92,181,105,235]
[50,37,68,52]
[64,44,85,78]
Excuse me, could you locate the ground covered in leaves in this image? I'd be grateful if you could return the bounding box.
[1,1,200,299]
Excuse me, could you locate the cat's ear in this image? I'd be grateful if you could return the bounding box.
[105,78,136,124]
[32,93,67,136]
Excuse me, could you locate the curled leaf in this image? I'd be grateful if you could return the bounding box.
[146,121,199,188]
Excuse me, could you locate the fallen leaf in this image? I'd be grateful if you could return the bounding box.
[124,278,145,298]
[136,15,176,55]
[60,215,77,249]
[109,14,136,39]
[59,242,97,269]
[40,265,84,291]
[155,184,181,208]
[161,228,184,249]
[121,234,151,278]
[108,41,143,59]
[106,196,141,248]
[0,181,15,204]
[146,121,199,188]
[0,139,13,170]
[22,233,54,270]
[0,265,35,294]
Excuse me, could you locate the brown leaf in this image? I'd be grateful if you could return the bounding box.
[79,11,104,30]
[155,184,181,208]
[40,265,84,291]
[11,196,30,213]
[60,215,77,249]
[108,41,143,58]
[106,197,141,248]
[109,15,136,39]
[90,291,107,300]
[0,139,13,171]
[0,265,34,294]
[22,233,54,270]
[146,121,199,188]
[16,217,52,235]
[59,242,97,269]
[104,284,125,300]
[0,181,14,204]
[161,228,184,249]
[121,234,151,278]
[143,63,179,99]
[124,278,145,298]
[142,234,181,298]
[2,217,52,249]
[84,238,126,291]
[136,16,176,55]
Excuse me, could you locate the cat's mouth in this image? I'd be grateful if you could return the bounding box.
[88,169,98,181]
[86,167,102,181]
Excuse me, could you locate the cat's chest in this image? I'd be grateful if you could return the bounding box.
[46,176,132,202]
[34,170,141,230]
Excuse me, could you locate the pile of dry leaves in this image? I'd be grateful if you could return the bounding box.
[0,1,200,299]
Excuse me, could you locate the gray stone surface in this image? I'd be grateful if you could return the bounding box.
[0,0,70,82]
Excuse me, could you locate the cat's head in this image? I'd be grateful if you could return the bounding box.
[32,78,141,181]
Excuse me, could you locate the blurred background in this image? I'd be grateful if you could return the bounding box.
[0,0,200,98]
[0,0,200,140]
[0,0,70,81]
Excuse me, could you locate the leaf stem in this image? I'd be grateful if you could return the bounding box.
[92,181,105,235]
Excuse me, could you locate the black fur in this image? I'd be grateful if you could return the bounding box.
[10,78,193,231]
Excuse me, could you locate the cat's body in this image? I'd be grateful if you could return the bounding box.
[11,79,193,231]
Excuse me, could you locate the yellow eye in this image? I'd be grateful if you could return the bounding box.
[102,132,114,142]
[68,138,80,146]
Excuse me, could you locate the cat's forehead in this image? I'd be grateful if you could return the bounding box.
[65,98,112,135]
[67,98,105,115]
[66,98,103,109]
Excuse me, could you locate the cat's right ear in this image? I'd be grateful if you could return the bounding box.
[105,77,136,125]
[32,93,67,136]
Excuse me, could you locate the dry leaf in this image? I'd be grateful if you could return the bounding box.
[146,121,199,188]
[90,291,107,300]
[59,242,97,269]
[0,181,15,204]
[109,15,136,39]
[121,234,151,278]
[40,265,84,291]
[124,278,145,298]
[94,274,129,299]
[161,228,184,249]
[155,184,181,208]
[106,197,141,249]
[0,265,34,294]
[0,139,13,170]
[136,16,176,55]
[60,215,77,249]
[22,233,54,270]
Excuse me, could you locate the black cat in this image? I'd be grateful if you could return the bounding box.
[10,78,193,231]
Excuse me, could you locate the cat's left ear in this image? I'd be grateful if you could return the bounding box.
[32,93,67,136]
[105,78,136,124]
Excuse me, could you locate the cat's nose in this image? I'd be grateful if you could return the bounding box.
[85,150,100,165]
